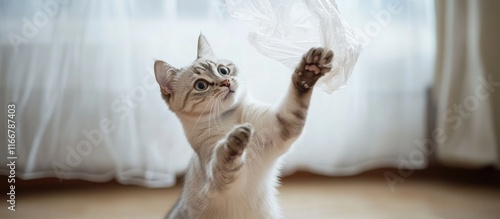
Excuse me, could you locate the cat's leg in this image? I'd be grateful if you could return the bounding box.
[207,123,253,192]
[274,47,333,146]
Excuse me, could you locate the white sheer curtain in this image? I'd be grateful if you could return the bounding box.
[0,0,436,187]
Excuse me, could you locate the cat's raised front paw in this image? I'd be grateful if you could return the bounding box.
[226,123,253,156]
[293,47,334,92]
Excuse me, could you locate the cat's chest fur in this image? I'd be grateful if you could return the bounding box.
[185,103,283,157]
[179,104,283,218]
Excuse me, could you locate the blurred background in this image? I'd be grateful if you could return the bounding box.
[0,0,499,218]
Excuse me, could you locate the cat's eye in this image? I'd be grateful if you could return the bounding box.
[194,80,209,91]
[218,66,230,75]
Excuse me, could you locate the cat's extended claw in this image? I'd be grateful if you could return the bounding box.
[226,123,253,156]
[293,47,334,92]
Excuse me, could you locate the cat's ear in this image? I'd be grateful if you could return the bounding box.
[197,33,215,59]
[154,60,178,96]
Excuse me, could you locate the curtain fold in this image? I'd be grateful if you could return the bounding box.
[0,0,437,187]
[434,0,500,168]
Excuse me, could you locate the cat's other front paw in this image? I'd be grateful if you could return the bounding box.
[226,123,253,156]
[293,47,334,93]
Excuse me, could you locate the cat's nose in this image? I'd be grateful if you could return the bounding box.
[220,79,230,87]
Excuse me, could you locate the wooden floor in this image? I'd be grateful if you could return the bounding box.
[2,169,500,219]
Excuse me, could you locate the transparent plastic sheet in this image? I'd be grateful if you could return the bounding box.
[224,0,362,93]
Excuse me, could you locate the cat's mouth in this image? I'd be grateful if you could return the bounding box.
[223,89,235,100]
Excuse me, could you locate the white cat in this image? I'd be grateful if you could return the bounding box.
[154,34,333,219]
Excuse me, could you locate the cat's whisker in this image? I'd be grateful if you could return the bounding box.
[213,99,220,129]
[216,96,225,130]
[212,99,219,130]
[216,99,225,131]
[207,96,219,133]
[221,104,228,132]
[191,96,216,133]
[208,99,214,133]
[211,93,225,130]
[220,99,227,111]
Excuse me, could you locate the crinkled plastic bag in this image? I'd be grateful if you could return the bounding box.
[224,0,362,93]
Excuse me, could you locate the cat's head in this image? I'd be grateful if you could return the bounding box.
[154,34,245,117]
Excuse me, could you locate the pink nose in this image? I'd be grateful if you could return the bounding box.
[220,79,230,87]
